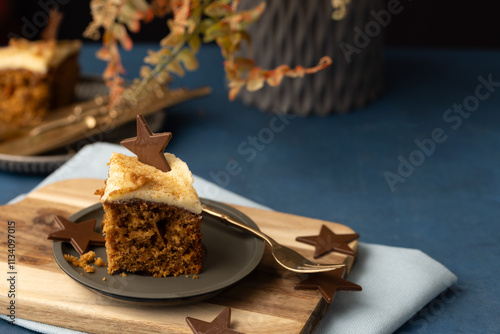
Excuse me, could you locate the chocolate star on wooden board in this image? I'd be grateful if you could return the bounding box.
[120,114,172,172]
[47,216,105,255]
[294,266,362,303]
[186,307,243,334]
[296,224,360,258]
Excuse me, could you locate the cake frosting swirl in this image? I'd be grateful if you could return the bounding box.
[100,152,202,214]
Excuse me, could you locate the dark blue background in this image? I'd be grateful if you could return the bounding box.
[1,43,499,333]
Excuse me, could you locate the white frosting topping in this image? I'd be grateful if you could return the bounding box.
[0,39,81,73]
[100,152,202,214]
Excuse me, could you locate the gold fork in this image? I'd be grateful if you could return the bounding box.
[202,204,345,274]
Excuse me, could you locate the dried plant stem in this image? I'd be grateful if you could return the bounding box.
[126,42,185,102]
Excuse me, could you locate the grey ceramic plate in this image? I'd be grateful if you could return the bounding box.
[52,199,265,304]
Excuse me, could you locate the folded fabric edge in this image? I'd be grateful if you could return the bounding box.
[386,249,458,334]
[0,315,87,334]
[315,242,458,334]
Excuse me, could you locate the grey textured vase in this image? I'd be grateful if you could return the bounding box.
[237,0,386,116]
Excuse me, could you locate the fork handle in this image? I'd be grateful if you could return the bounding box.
[201,204,277,247]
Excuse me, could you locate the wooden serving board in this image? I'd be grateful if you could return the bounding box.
[0,179,358,334]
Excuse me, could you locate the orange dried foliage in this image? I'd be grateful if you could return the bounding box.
[85,0,335,105]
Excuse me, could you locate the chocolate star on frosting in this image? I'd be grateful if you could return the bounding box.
[47,216,105,255]
[186,307,243,334]
[120,114,172,172]
[296,224,360,258]
[294,266,362,303]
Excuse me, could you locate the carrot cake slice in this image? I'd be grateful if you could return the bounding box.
[0,38,81,128]
[97,152,203,277]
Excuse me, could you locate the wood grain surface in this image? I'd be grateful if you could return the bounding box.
[0,179,358,334]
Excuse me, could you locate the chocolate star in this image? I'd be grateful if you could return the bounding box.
[120,114,172,172]
[294,267,362,303]
[47,216,105,255]
[296,225,360,258]
[186,307,243,334]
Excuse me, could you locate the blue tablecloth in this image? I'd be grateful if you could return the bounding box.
[1,43,499,333]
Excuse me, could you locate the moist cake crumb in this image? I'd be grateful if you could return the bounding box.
[83,265,95,273]
[101,200,203,277]
[98,152,203,278]
[95,257,106,266]
[64,250,105,273]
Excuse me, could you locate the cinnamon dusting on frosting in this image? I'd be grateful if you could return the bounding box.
[99,152,201,214]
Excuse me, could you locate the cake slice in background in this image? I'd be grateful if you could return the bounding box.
[97,152,204,277]
[0,38,81,128]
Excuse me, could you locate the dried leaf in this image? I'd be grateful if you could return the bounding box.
[151,0,172,17]
[140,65,151,78]
[216,35,232,56]
[170,0,191,33]
[128,0,153,16]
[204,2,232,18]
[305,56,333,73]
[87,0,334,106]
[200,17,217,34]
[144,48,168,65]
[188,34,201,52]
[203,20,230,42]
[245,68,265,91]
[165,59,185,77]
[160,27,184,46]
[95,46,111,61]
[177,48,199,71]
[266,65,290,86]
[331,0,351,20]
[233,57,255,74]
[228,85,242,101]
[119,3,145,32]
[112,23,133,50]
[230,2,265,30]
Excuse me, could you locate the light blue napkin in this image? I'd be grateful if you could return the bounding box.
[1,142,457,334]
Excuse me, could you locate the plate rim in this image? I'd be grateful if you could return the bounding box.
[52,198,265,304]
